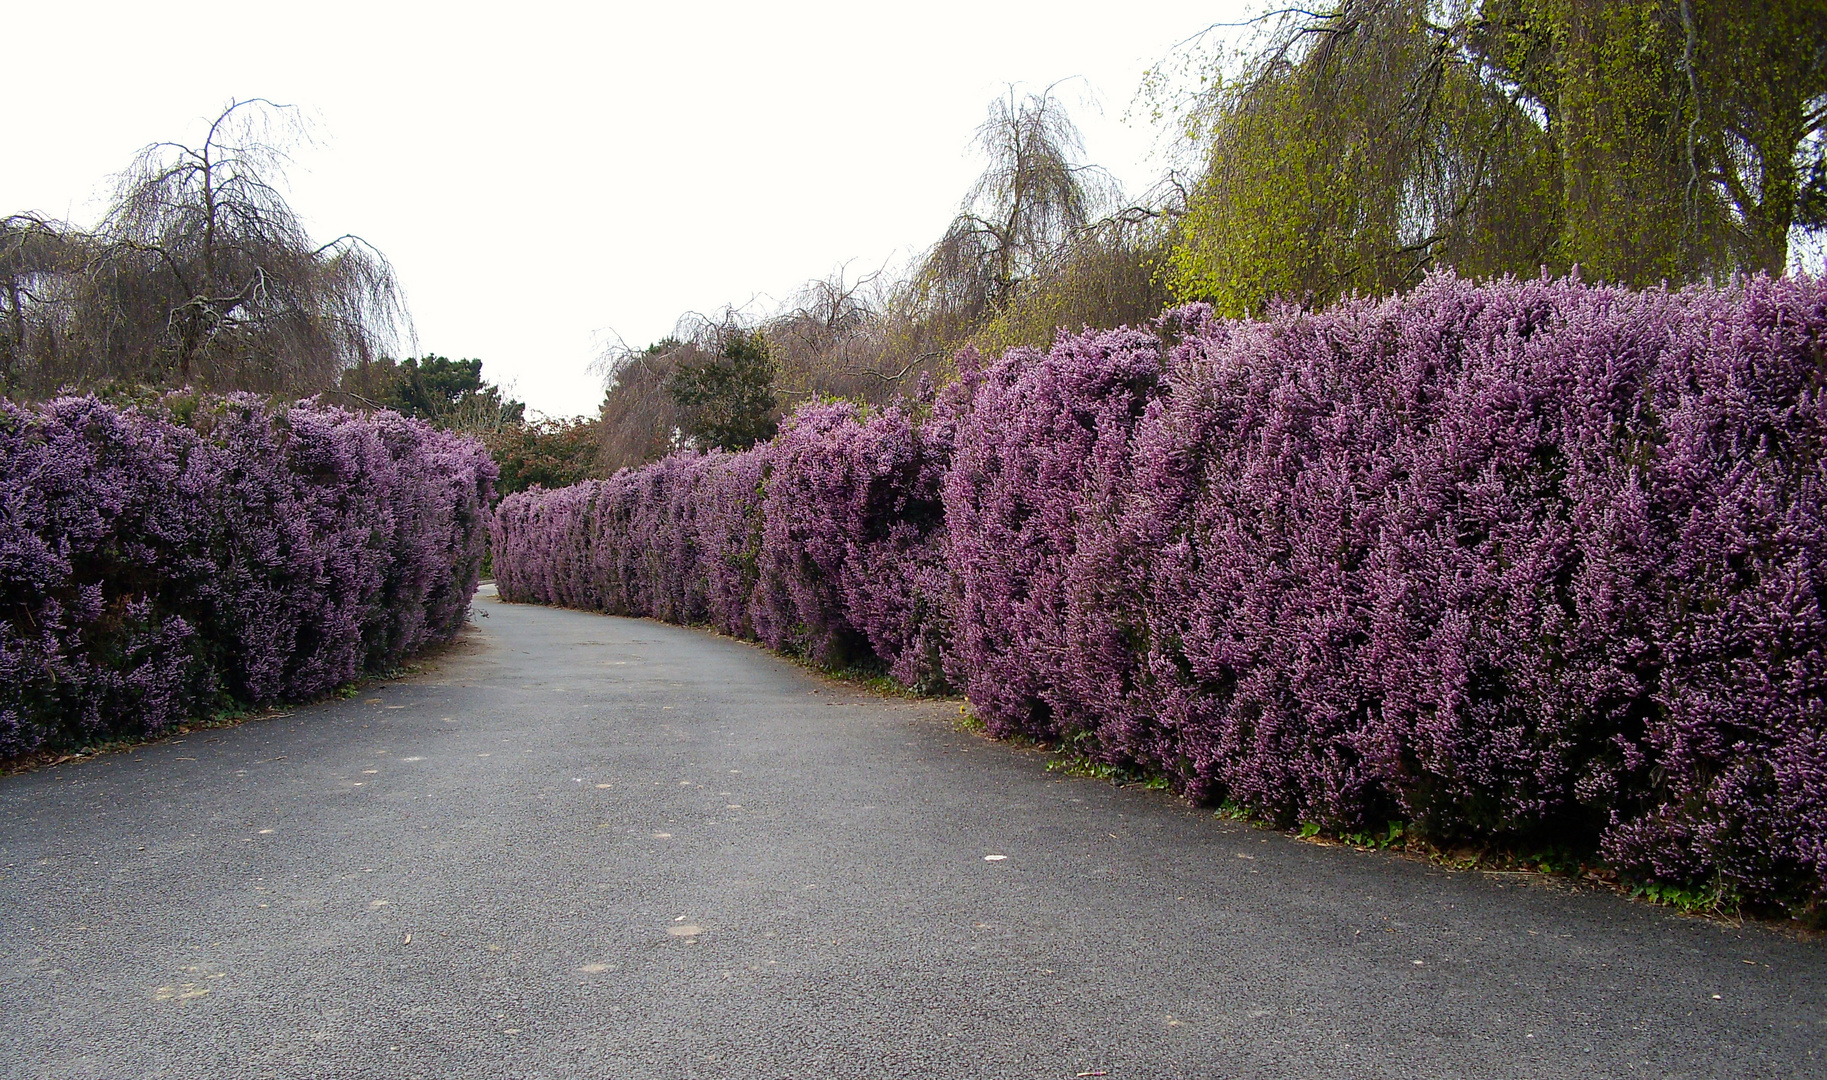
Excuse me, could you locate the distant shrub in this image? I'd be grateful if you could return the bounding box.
[492,273,1827,916]
[0,394,496,757]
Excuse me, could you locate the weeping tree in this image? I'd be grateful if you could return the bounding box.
[3,99,408,397]
[0,214,85,391]
[970,203,1178,356]
[1654,0,1827,274]
[908,86,1182,359]
[596,338,687,472]
[1166,0,1562,313]
[1494,0,1827,280]
[766,268,902,401]
[900,88,1116,354]
[1163,0,1827,313]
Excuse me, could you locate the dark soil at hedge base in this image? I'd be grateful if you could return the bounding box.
[3,592,1822,1080]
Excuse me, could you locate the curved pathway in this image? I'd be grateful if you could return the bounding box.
[2,588,1822,1079]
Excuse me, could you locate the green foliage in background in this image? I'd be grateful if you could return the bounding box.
[349,354,525,428]
[336,353,526,434]
[484,416,603,497]
[666,328,779,452]
[1163,0,1827,315]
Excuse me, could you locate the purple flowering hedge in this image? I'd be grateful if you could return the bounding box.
[493,273,1827,913]
[1,394,496,758]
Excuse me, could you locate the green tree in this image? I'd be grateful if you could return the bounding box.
[1162,0,1827,313]
[666,327,778,452]
[336,353,525,432]
[1663,0,1827,274]
[484,416,603,496]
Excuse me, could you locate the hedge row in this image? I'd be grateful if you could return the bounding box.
[0,394,497,757]
[492,273,1827,913]
[490,399,956,689]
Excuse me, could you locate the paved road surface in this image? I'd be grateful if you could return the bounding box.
[2,587,1822,1079]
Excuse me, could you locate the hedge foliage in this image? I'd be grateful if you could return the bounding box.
[492,273,1827,914]
[0,394,496,757]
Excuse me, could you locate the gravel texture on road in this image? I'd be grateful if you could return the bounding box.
[2,586,1822,1079]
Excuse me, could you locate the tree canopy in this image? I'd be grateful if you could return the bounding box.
[484,415,603,497]
[666,325,779,453]
[1162,0,1827,314]
[1,100,408,397]
[337,353,526,431]
[910,88,1109,332]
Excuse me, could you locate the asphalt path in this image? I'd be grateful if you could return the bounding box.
[2,586,1822,1079]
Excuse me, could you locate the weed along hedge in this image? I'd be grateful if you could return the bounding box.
[0,394,497,758]
[491,272,1827,919]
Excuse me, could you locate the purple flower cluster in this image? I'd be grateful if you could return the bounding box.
[751,401,952,689]
[493,273,1827,911]
[943,324,1172,739]
[0,395,496,756]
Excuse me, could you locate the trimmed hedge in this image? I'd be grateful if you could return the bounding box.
[492,273,1827,914]
[490,400,955,689]
[0,394,496,756]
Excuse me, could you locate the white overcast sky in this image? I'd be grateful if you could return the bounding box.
[6,1,1252,417]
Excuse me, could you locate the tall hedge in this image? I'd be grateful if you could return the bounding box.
[0,394,496,757]
[491,273,1827,914]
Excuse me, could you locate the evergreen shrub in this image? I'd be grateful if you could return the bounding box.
[0,394,496,756]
